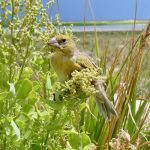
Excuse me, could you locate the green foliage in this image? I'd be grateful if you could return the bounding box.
[0,0,70,149]
[68,132,91,149]
[61,68,100,99]
[0,0,150,149]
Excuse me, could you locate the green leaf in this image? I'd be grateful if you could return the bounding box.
[80,102,87,112]
[81,133,91,147]
[46,73,52,90]
[10,120,20,141]
[22,104,34,114]
[48,100,63,111]
[0,91,9,100]
[128,103,139,131]
[21,67,33,79]
[16,79,32,99]
[68,132,80,149]
[0,63,9,89]
[80,102,97,120]
[8,82,16,96]
[31,143,41,150]
[16,114,29,129]
[68,132,91,149]
[135,101,147,125]
[28,91,38,105]
[32,81,40,91]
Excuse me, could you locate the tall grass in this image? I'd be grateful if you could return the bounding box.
[81,0,150,149]
[79,25,150,149]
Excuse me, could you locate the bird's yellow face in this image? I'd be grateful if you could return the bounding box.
[48,34,77,54]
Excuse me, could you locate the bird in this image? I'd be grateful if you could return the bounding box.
[48,34,117,119]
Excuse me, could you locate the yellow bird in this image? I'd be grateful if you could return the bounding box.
[48,34,117,118]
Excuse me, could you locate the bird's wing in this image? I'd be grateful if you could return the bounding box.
[75,52,97,69]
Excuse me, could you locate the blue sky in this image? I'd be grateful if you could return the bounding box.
[45,0,150,22]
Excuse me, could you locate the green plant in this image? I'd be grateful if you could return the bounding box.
[0,0,71,149]
[79,24,150,149]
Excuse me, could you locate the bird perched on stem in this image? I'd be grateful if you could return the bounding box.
[48,34,117,119]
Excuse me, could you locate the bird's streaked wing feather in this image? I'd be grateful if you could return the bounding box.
[75,53,97,69]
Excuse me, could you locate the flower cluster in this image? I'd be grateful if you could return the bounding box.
[109,129,136,150]
[60,68,104,102]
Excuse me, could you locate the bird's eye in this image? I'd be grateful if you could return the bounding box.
[61,39,66,42]
[58,38,66,45]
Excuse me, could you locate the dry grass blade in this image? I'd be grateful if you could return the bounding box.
[109,21,150,139]
[86,0,100,67]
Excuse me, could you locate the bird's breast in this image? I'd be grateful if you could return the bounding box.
[50,53,81,82]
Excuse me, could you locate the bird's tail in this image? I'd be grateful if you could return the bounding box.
[93,81,117,119]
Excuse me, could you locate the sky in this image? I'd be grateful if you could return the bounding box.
[45,0,150,22]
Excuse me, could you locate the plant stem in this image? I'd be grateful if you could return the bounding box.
[3,136,7,150]
[18,43,30,80]
[9,0,15,82]
[43,111,58,148]
[86,0,100,67]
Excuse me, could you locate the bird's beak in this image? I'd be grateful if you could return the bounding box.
[48,37,60,48]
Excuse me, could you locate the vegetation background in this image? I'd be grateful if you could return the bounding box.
[0,0,149,149]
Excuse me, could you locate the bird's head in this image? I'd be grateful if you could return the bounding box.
[48,34,77,54]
